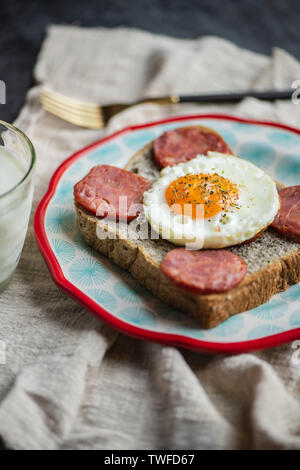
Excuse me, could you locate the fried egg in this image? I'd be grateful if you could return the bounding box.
[143,152,280,249]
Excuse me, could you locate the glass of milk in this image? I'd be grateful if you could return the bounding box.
[0,121,35,293]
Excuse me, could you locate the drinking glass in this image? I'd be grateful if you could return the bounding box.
[0,121,35,293]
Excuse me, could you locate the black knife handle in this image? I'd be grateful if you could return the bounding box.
[178,89,293,103]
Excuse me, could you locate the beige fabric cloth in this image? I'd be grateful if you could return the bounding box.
[0,25,300,450]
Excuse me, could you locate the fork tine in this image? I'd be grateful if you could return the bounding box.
[42,89,100,113]
[41,95,102,120]
[42,100,104,129]
[40,89,131,128]
[41,92,102,117]
[41,97,102,122]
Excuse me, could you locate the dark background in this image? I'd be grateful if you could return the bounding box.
[1,0,300,123]
[0,0,300,451]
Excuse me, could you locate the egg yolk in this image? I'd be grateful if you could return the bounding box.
[165,173,239,219]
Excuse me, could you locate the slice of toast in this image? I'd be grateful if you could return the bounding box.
[75,141,300,328]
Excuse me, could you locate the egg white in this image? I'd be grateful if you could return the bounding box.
[143,152,280,249]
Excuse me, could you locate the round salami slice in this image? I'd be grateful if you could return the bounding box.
[271,186,300,242]
[153,126,232,168]
[161,248,247,294]
[74,165,151,221]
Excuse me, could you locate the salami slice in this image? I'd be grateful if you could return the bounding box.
[161,248,247,294]
[74,165,151,221]
[153,126,232,168]
[271,186,300,242]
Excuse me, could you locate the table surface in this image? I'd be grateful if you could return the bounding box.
[1,0,300,124]
[0,0,299,451]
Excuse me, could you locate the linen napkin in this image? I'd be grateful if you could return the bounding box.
[0,25,300,450]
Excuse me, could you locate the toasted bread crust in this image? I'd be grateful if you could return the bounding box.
[74,135,300,329]
[75,201,300,328]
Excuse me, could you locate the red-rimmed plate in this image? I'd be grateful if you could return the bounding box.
[34,114,300,353]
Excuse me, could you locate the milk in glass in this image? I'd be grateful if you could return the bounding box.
[0,146,34,289]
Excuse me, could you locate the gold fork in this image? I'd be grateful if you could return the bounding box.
[41,90,180,129]
[41,88,293,129]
